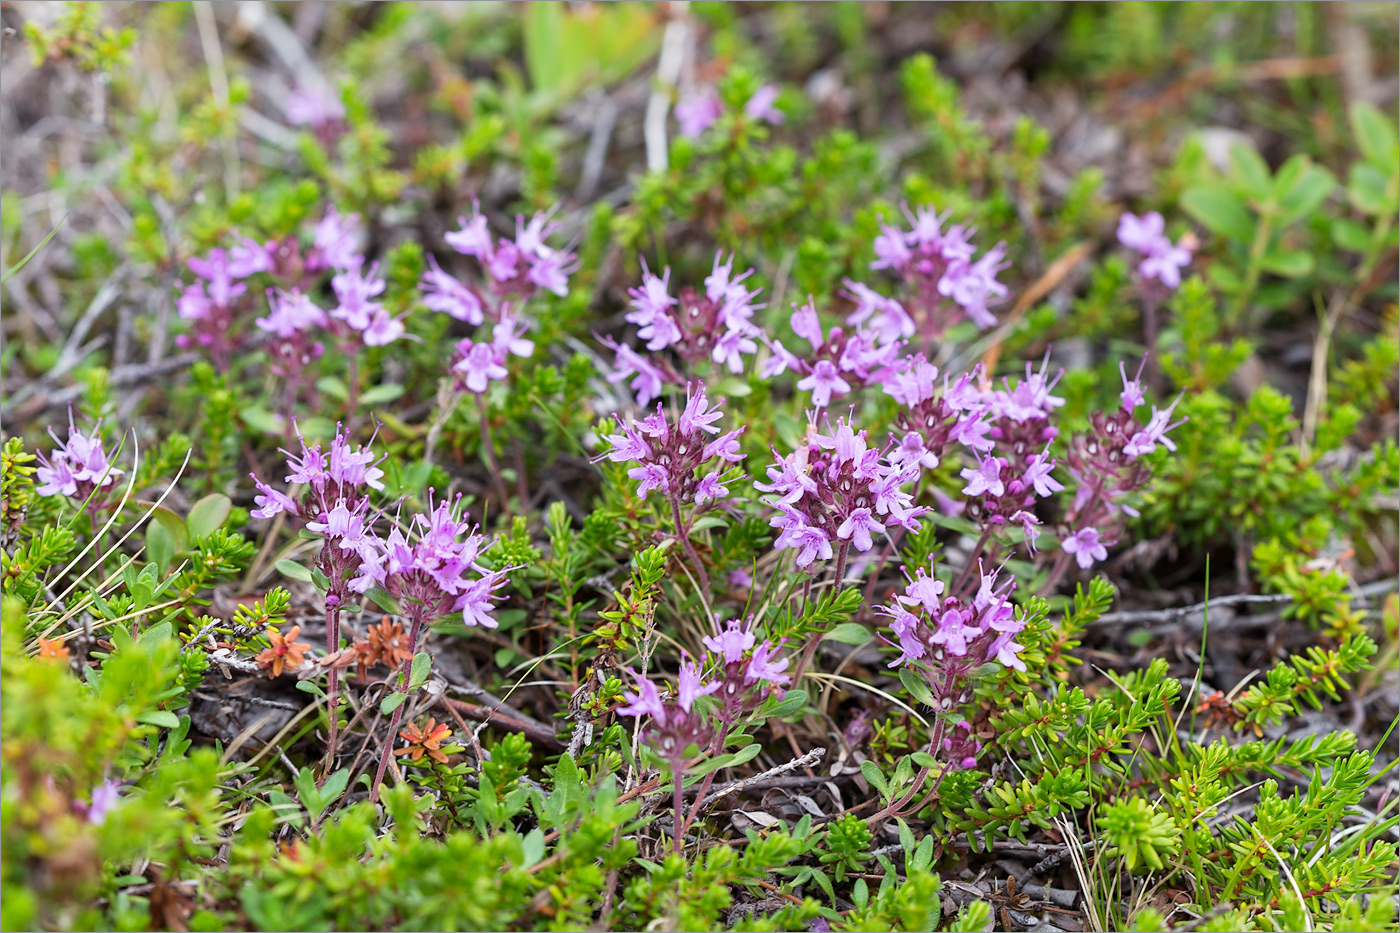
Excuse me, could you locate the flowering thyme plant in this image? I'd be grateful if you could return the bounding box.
[6,9,1397,932]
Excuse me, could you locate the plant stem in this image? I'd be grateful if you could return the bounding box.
[323,602,342,778]
[951,530,992,597]
[866,718,948,827]
[422,381,461,471]
[370,611,426,803]
[669,497,711,595]
[679,724,730,843]
[671,754,686,855]
[793,543,851,681]
[346,350,361,433]
[476,392,511,518]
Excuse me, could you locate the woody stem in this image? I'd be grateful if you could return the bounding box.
[670,498,711,596]
[370,610,426,803]
[323,602,341,777]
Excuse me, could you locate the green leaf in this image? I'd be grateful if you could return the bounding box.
[1228,143,1273,205]
[240,406,283,435]
[408,651,431,688]
[766,688,809,719]
[359,383,404,406]
[899,666,936,707]
[295,679,326,697]
[274,559,314,583]
[315,375,349,401]
[1332,218,1372,252]
[380,692,407,715]
[1348,164,1395,216]
[1351,101,1400,172]
[860,759,890,797]
[145,521,176,577]
[364,588,401,615]
[823,622,872,646]
[1181,184,1255,243]
[136,710,180,729]
[1274,158,1335,224]
[1259,248,1314,278]
[186,493,231,539]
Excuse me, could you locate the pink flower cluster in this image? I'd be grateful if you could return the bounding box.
[882,355,994,471]
[847,204,1011,338]
[1117,211,1192,291]
[249,428,509,629]
[450,313,535,394]
[35,414,125,502]
[442,204,576,301]
[617,617,791,758]
[761,301,903,410]
[879,560,1027,715]
[756,416,925,569]
[1056,361,1186,569]
[674,83,784,138]
[597,382,745,507]
[604,254,765,406]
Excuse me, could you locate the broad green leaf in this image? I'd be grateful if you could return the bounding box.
[240,406,283,435]
[824,622,872,646]
[1228,144,1273,205]
[145,521,176,577]
[136,710,180,729]
[1259,248,1314,278]
[1275,158,1335,224]
[899,666,936,707]
[315,375,349,402]
[359,383,404,406]
[1350,101,1400,172]
[365,587,401,615]
[1331,218,1372,252]
[1181,184,1255,243]
[274,559,314,583]
[860,759,890,797]
[408,651,431,688]
[766,688,809,719]
[186,493,231,539]
[1348,163,1396,216]
[380,691,407,715]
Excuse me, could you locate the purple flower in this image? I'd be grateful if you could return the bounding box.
[1124,397,1186,459]
[744,640,791,685]
[285,84,345,129]
[601,338,668,407]
[83,779,122,825]
[703,619,757,665]
[330,263,387,331]
[361,309,405,346]
[744,84,785,125]
[797,359,852,408]
[938,244,1009,330]
[1119,359,1147,412]
[1062,527,1109,569]
[250,477,297,520]
[836,507,885,551]
[227,237,274,278]
[616,671,667,722]
[960,456,1006,498]
[452,339,508,393]
[257,289,328,338]
[844,279,914,344]
[1022,450,1065,498]
[36,415,125,498]
[420,254,484,324]
[678,654,721,711]
[445,208,495,262]
[676,91,722,137]
[312,208,363,272]
[871,222,913,272]
[1118,211,1192,289]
